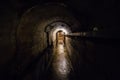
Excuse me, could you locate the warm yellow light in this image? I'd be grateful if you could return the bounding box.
[53,28,68,35]
[52,28,69,45]
[58,44,64,54]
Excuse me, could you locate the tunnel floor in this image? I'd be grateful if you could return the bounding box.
[9,38,95,80]
[50,44,72,80]
[30,38,96,80]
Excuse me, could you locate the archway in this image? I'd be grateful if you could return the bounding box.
[56,30,65,46]
[45,21,71,47]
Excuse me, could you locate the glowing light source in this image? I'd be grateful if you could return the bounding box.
[53,27,69,35]
[52,27,70,46]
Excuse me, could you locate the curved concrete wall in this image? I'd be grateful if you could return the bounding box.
[16,4,80,67]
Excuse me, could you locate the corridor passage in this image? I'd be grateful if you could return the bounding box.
[51,43,72,80]
[49,29,72,80]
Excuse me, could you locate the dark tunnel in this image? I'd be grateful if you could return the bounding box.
[0,0,120,80]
